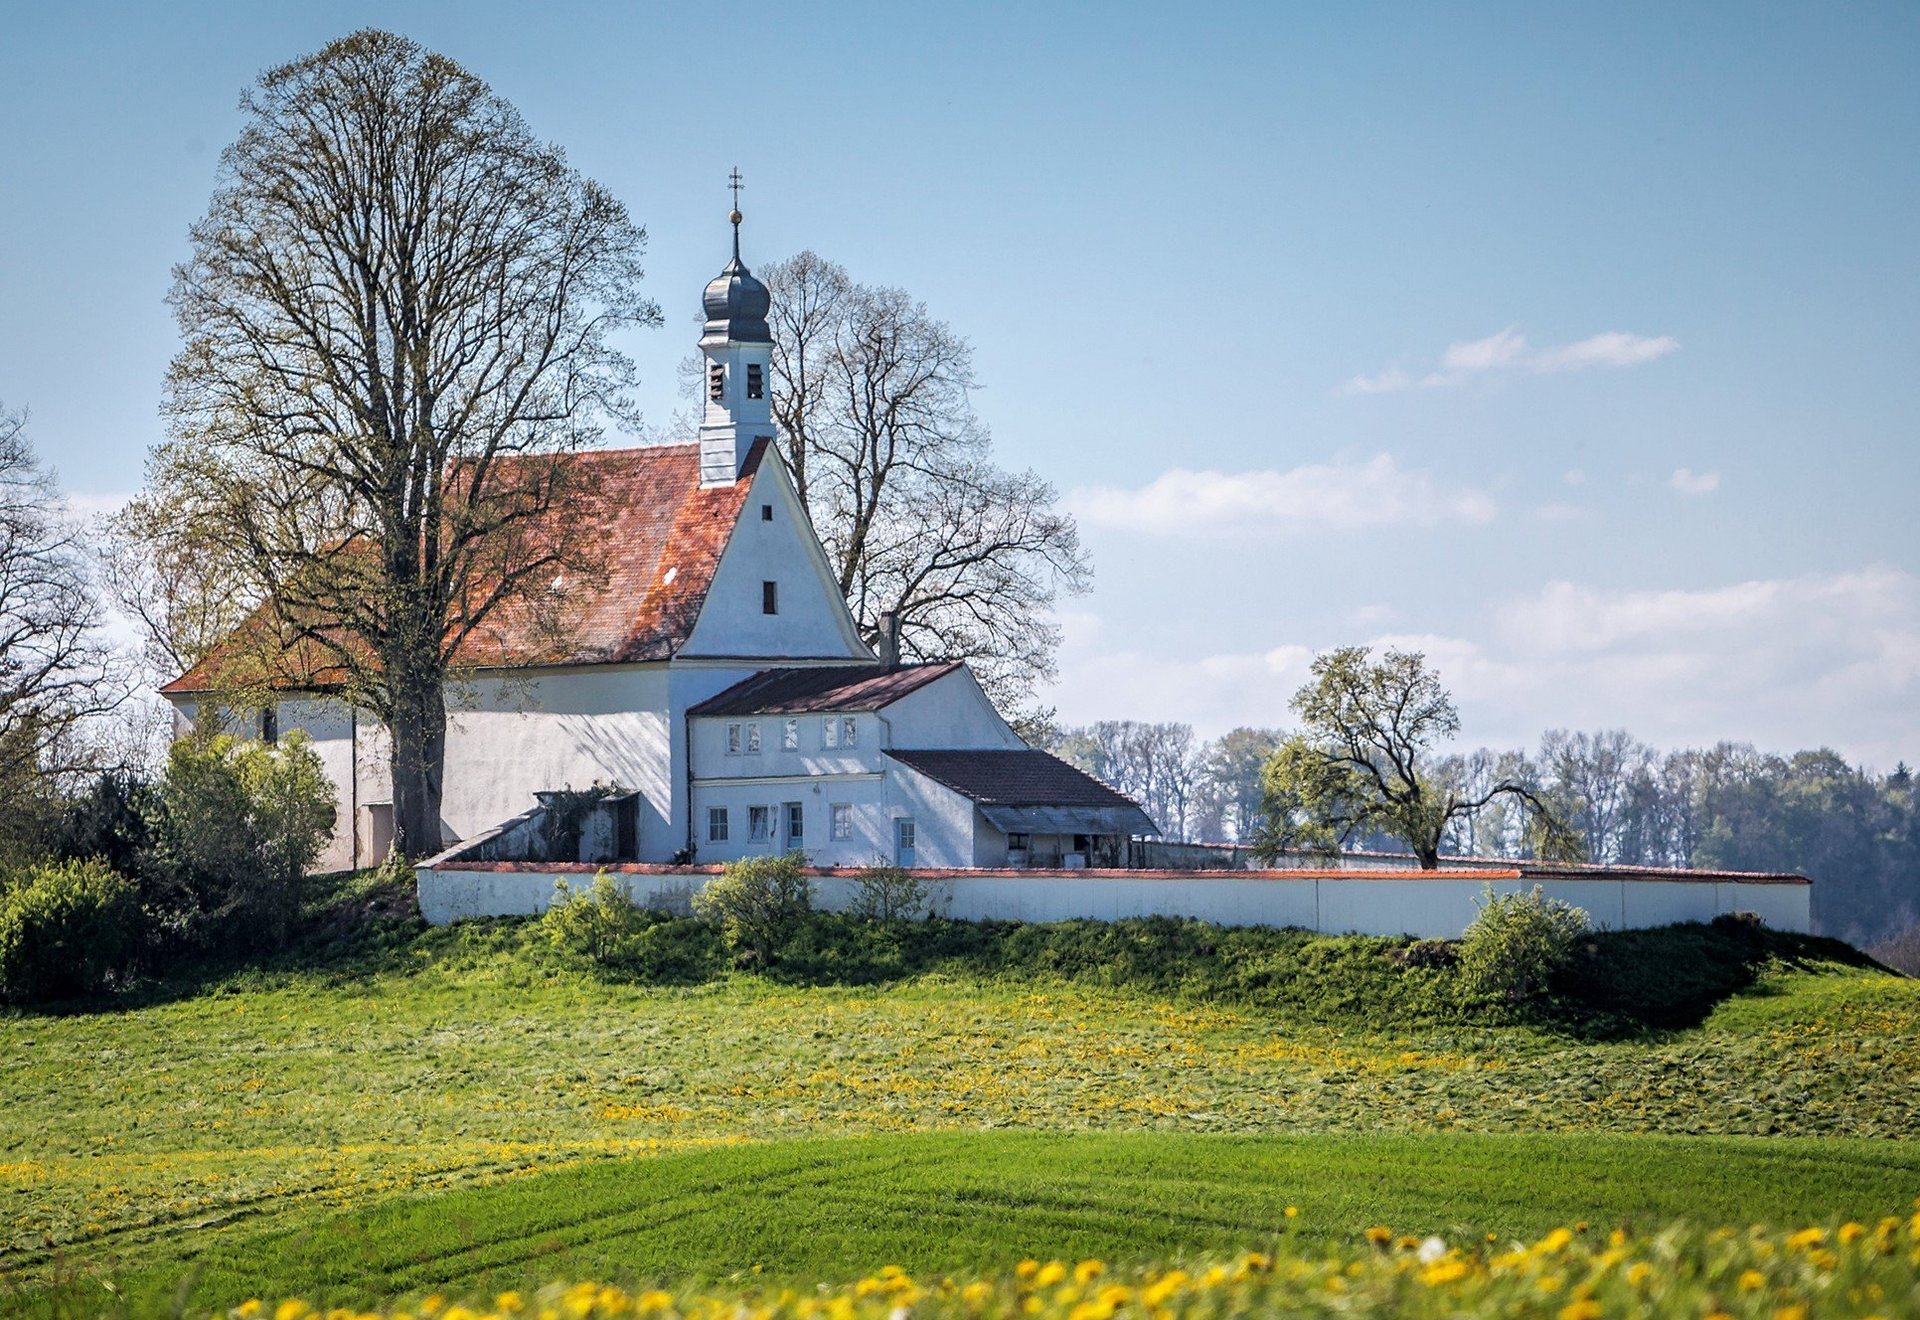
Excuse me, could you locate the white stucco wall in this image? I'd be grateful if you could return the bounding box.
[418,865,1813,935]
[678,459,871,661]
[882,670,1024,750]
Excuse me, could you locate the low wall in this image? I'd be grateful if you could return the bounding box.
[415,862,1812,936]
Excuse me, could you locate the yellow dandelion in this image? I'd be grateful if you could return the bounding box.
[1035,1262,1067,1288]
[1073,1259,1104,1284]
[1365,1226,1393,1246]
[1839,1222,1866,1244]
[1283,1205,1299,1219]
[1739,1270,1767,1291]
[1558,1302,1602,1320]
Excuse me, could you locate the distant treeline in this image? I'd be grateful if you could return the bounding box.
[1039,721,1918,949]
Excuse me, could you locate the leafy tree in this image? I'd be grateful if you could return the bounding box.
[1201,727,1286,843]
[1252,647,1580,869]
[759,253,1090,709]
[127,30,659,857]
[693,851,813,965]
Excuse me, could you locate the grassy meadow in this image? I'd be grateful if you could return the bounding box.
[3,877,1916,1315]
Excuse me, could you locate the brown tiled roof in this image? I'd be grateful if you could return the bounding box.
[687,663,963,717]
[161,442,763,696]
[885,748,1143,810]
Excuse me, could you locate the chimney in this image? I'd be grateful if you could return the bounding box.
[878,611,901,670]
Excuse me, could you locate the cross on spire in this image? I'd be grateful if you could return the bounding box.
[727,167,744,261]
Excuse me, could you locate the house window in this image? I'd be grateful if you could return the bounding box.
[749,804,771,842]
[761,504,773,521]
[782,719,798,750]
[745,721,762,754]
[762,580,778,614]
[708,362,725,401]
[822,716,839,749]
[840,716,858,747]
[1007,832,1030,852]
[831,804,853,840]
[726,722,743,755]
[785,801,804,844]
[260,707,278,745]
[746,363,764,399]
[708,807,729,842]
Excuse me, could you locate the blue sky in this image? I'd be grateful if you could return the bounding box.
[3,2,1916,763]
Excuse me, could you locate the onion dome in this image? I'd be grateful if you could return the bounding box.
[701,208,771,344]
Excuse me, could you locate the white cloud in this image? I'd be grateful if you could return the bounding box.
[1346,328,1679,393]
[1046,566,1920,767]
[1562,468,1588,486]
[1071,455,1498,537]
[64,489,135,524]
[1342,367,1413,395]
[1667,467,1721,495]
[1440,326,1529,374]
[1534,332,1680,372]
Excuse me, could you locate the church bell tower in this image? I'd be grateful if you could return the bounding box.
[698,169,774,486]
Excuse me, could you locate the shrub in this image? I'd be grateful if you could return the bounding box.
[848,863,930,923]
[693,851,812,964]
[160,730,337,951]
[1457,884,1590,1006]
[544,871,723,983]
[0,858,143,1003]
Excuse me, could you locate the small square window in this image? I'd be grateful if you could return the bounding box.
[746,363,764,400]
[708,807,729,842]
[745,721,762,754]
[831,804,853,840]
[762,580,778,614]
[749,804,771,842]
[726,722,743,755]
[761,504,773,521]
[841,716,858,747]
[782,719,798,750]
[1008,832,1030,851]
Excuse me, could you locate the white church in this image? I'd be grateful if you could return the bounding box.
[161,208,1156,878]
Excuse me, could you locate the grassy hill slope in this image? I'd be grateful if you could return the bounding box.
[2,890,1913,1310]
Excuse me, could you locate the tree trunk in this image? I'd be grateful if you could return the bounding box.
[388,670,448,861]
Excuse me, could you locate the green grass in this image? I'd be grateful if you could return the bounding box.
[27,1130,1920,1316]
[2,890,1914,1312]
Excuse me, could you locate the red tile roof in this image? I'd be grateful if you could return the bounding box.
[687,663,963,717]
[161,441,763,695]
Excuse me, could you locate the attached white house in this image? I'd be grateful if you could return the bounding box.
[686,664,1153,868]
[159,209,1153,878]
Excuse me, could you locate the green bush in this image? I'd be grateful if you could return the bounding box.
[693,852,813,965]
[544,872,724,984]
[161,730,337,951]
[0,858,143,1003]
[1457,884,1590,1006]
[848,863,931,922]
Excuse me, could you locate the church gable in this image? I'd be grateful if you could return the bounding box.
[677,448,872,660]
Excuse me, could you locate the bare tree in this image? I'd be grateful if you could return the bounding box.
[0,407,128,845]
[1540,728,1654,863]
[760,253,1089,708]
[129,30,659,857]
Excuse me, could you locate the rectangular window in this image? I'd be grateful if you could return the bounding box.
[822,716,839,748]
[831,804,853,840]
[726,722,743,755]
[1007,832,1030,851]
[745,721,762,755]
[746,363,764,399]
[785,801,804,844]
[841,716,858,747]
[761,503,773,521]
[762,580,778,614]
[708,807,729,842]
[782,719,798,750]
[260,707,278,745]
[708,362,725,401]
[749,804,771,842]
